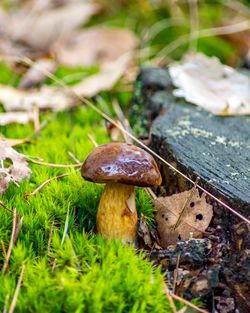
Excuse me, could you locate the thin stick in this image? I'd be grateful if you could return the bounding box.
[0,201,13,213]
[188,0,199,51]
[68,151,81,164]
[172,252,181,294]
[26,157,81,168]
[163,284,177,313]
[32,105,40,132]
[32,116,53,138]
[47,221,55,256]
[1,240,7,260]
[87,134,98,147]
[2,54,249,226]
[2,209,17,274]
[2,209,23,274]
[112,98,133,144]
[173,180,199,230]
[170,292,207,313]
[8,263,25,313]
[155,20,250,63]
[26,171,78,198]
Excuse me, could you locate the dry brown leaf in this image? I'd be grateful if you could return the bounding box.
[0,139,31,194]
[71,54,131,97]
[155,188,213,248]
[19,59,57,89]
[169,53,250,115]
[0,112,34,125]
[0,84,73,113]
[54,27,137,67]
[137,214,153,247]
[0,137,30,147]
[10,2,99,51]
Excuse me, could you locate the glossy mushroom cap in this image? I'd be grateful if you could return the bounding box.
[81,142,162,187]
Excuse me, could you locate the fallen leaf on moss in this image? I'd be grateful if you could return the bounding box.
[10,2,99,51]
[54,27,137,68]
[0,136,30,147]
[0,84,73,113]
[72,54,131,97]
[0,112,34,125]
[169,53,250,115]
[0,139,31,194]
[155,188,213,248]
[19,59,56,89]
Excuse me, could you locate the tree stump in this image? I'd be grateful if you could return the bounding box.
[132,67,250,313]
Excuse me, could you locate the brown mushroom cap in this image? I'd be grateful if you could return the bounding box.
[81,142,162,187]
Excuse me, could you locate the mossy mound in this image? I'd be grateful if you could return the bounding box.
[0,105,168,312]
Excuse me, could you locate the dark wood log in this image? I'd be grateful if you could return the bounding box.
[132,66,250,313]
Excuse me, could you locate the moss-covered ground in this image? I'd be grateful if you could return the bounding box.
[0,102,170,312]
[0,0,247,311]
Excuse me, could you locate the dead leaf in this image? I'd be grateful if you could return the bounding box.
[0,84,73,113]
[19,59,57,89]
[137,214,153,247]
[72,54,131,96]
[0,139,31,194]
[169,53,250,115]
[0,112,34,125]
[54,27,137,67]
[0,136,31,147]
[10,2,99,51]
[155,188,213,248]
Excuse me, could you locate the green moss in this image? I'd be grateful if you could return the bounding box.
[0,103,168,312]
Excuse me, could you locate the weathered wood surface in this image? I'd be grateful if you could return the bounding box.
[132,67,250,312]
[133,67,250,216]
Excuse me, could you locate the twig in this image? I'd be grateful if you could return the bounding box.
[173,180,199,230]
[0,201,13,213]
[172,252,181,294]
[32,115,53,138]
[26,157,81,168]
[163,283,177,313]
[1,54,249,226]
[169,291,207,313]
[145,188,157,200]
[112,98,133,144]
[87,134,98,147]
[155,20,250,63]
[1,240,7,260]
[32,105,40,132]
[8,263,25,313]
[188,0,199,51]
[2,209,23,274]
[68,151,81,164]
[47,221,55,256]
[26,170,79,198]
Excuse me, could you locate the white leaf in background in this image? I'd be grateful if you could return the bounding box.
[19,59,57,89]
[0,112,34,125]
[0,139,31,194]
[0,84,73,112]
[72,54,131,97]
[169,53,250,115]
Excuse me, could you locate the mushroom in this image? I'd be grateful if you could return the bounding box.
[81,142,162,243]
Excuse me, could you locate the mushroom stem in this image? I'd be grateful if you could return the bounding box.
[97,182,138,243]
